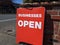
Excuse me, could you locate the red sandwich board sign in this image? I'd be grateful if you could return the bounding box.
[16,7,45,45]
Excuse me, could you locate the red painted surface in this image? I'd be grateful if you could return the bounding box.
[16,7,45,45]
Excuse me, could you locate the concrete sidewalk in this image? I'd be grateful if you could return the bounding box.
[0,33,16,45]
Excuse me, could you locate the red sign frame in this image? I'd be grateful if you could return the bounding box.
[16,7,45,45]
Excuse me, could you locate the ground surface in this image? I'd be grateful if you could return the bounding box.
[0,14,60,45]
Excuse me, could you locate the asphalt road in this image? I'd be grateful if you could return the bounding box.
[0,14,15,20]
[0,14,60,45]
[0,14,17,45]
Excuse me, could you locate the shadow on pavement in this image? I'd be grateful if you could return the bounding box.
[43,14,54,45]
